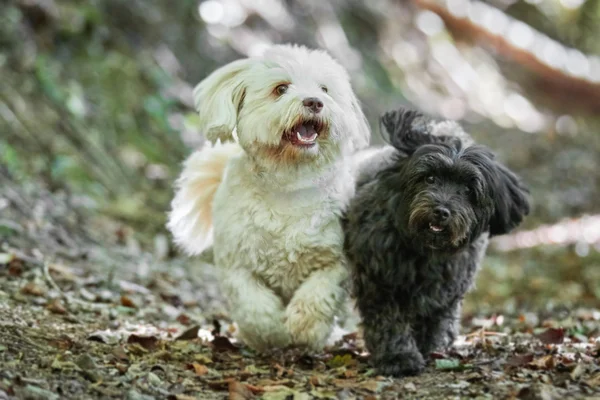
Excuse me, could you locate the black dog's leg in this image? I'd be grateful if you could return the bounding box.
[415,303,461,357]
[361,305,425,377]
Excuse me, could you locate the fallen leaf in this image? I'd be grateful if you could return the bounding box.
[429,352,448,359]
[120,295,137,308]
[529,355,555,370]
[21,385,59,400]
[404,382,417,392]
[191,363,209,376]
[309,389,338,399]
[46,298,67,314]
[127,334,159,350]
[310,375,325,387]
[357,380,387,393]
[193,354,213,364]
[211,336,238,352]
[585,373,600,388]
[76,354,101,382]
[21,282,45,296]
[87,330,121,344]
[570,363,586,380]
[506,353,535,367]
[207,378,234,390]
[51,355,81,371]
[177,313,191,325]
[47,334,74,350]
[119,280,151,294]
[112,346,129,362]
[327,354,356,368]
[175,325,200,341]
[245,384,265,395]
[228,381,254,400]
[536,327,565,345]
[167,395,198,400]
[8,258,23,276]
[342,369,357,379]
[435,358,462,370]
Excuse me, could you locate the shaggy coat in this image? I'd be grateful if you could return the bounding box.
[343,109,530,376]
[168,44,370,352]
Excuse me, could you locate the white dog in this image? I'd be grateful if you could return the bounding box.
[168,44,370,352]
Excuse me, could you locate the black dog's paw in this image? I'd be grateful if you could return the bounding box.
[374,351,425,377]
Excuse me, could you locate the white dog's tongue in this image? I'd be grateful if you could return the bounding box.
[296,124,318,143]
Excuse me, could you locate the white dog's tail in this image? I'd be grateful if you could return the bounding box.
[167,140,243,256]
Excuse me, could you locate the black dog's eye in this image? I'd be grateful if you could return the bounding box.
[320,85,328,93]
[463,187,471,194]
[275,84,289,96]
[425,176,435,184]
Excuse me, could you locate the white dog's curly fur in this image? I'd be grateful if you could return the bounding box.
[168,44,370,352]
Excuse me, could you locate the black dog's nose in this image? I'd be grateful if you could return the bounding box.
[434,206,451,221]
[303,97,323,113]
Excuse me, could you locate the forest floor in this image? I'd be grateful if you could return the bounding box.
[1,178,600,400]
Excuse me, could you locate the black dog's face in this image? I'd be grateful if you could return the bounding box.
[375,108,530,254]
[400,144,493,252]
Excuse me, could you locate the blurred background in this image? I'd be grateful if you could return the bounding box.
[2,0,600,315]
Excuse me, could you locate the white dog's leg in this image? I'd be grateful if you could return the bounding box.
[221,268,291,352]
[285,262,348,351]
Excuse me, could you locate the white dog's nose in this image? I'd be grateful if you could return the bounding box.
[303,97,324,113]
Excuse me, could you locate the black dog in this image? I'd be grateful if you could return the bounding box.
[343,108,530,377]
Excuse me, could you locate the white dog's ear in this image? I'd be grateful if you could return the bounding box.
[346,92,371,152]
[193,59,252,143]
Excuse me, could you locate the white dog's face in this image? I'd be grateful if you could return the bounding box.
[193,44,370,169]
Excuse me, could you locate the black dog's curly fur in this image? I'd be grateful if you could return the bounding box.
[343,108,531,377]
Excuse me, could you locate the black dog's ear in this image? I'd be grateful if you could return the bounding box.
[463,146,530,236]
[380,108,459,155]
[488,162,531,236]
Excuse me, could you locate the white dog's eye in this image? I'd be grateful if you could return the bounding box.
[320,85,328,93]
[275,84,289,96]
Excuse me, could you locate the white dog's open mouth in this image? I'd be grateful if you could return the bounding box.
[283,119,325,147]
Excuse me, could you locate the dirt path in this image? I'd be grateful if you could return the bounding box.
[1,181,600,400]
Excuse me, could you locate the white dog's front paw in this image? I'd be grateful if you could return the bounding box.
[233,305,290,353]
[285,303,333,351]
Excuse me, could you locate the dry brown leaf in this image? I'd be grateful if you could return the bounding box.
[570,363,586,380]
[259,385,296,392]
[168,395,199,400]
[175,325,200,341]
[211,336,238,352]
[506,353,535,367]
[585,373,600,388]
[120,295,137,308]
[529,355,555,370]
[228,381,254,400]
[176,313,191,325]
[207,378,234,390]
[535,328,565,345]
[47,334,74,350]
[21,282,46,296]
[46,298,67,314]
[191,363,209,376]
[310,375,324,387]
[244,385,264,395]
[342,369,358,379]
[358,380,386,393]
[127,334,158,350]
